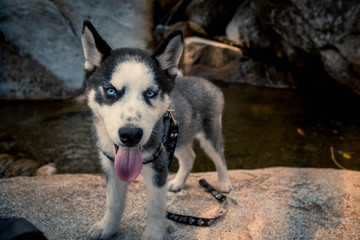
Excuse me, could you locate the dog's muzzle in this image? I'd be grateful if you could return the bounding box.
[118,127,143,147]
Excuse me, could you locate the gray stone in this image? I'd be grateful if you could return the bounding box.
[35,163,57,176]
[1,168,359,239]
[5,158,39,177]
[183,37,297,88]
[0,0,153,100]
[226,0,271,49]
[185,0,240,36]
[254,0,360,95]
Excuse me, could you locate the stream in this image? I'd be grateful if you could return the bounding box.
[0,83,359,177]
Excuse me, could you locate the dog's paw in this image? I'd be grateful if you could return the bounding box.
[142,224,165,240]
[88,221,116,240]
[168,179,184,192]
[219,181,232,193]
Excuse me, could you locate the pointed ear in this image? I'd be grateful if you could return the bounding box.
[81,20,111,71]
[152,30,183,77]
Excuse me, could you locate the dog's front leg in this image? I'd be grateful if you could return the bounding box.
[141,164,167,240]
[89,155,128,239]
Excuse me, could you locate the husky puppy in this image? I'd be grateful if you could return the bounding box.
[82,20,231,239]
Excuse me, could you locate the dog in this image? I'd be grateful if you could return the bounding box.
[81,20,231,239]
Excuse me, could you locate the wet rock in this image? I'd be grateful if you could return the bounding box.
[0,0,154,100]
[0,153,14,178]
[254,0,360,95]
[163,21,207,39]
[0,132,15,152]
[226,0,271,49]
[5,158,39,177]
[183,37,296,88]
[35,163,57,176]
[185,0,240,36]
[183,37,243,81]
[0,168,359,239]
[155,0,180,11]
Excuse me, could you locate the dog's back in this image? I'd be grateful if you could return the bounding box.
[167,76,230,193]
[170,76,224,144]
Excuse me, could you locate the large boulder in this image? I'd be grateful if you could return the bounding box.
[185,0,240,37]
[226,0,271,49]
[227,0,360,95]
[1,168,359,239]
[0,0,153,100]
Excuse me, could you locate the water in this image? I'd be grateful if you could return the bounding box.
[1,83,359,176]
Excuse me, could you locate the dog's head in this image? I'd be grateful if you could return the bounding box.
[81,21,183,180]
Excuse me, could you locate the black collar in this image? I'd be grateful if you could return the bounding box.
[100,108,179,168]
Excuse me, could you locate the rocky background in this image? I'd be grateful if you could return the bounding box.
[1,1,360,239]
[1,0,360,99]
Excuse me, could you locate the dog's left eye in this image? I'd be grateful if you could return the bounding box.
[106,88,116,96]
[145,90,157,99]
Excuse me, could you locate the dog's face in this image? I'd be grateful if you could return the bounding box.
[81,21,183,150]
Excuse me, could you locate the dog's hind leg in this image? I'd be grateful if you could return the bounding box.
[168,141,196,192]
[197,131,232,193]
[88,153,128,239]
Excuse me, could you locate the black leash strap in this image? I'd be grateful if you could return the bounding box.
[166,179,228,227]
[142,109,179,167]
[164,110,178,168]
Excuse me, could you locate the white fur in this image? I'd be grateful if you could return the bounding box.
[111,60,154,92]
[88,60,171,148]
[141,165,167,240]
[155,35,183,75]
[169,133,232,193]
[88,153,129,239]
[197,133,231,192]
[168,142,195,192]
[81,27,103,70]
[88,153,167,239]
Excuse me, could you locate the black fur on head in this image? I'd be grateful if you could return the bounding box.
[81,20,184,95]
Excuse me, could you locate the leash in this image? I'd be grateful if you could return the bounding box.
[142,108,179,168]
[142,111,229,227]
[166,179,228,227]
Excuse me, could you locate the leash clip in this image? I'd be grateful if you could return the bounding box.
[166,108,178,125]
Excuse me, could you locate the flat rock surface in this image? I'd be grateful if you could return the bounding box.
[1,167,359,239]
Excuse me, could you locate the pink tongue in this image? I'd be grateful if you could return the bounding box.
[114,146,142,181]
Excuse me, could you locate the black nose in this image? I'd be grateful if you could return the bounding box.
[118,127,143,147]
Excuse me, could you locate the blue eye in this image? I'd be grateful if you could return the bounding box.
[145,90,157,99]
[106,88,116,96]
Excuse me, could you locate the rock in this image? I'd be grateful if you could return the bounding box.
[183,37,243,81]
[253,0,360,95]
[183,37,297,88]
[35,163,57,176]
[5,158,39,177]
[155,0,180,11]
[320,49,360,92]
[185,0,240,36]
[0,154,14,178]
[163,21,207,39]
[0,0,154,100]
[0,168,359,239]
[226,0,272,49]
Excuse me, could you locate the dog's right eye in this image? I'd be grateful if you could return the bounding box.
[105,88,116,96]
